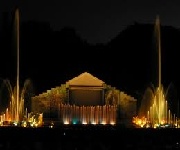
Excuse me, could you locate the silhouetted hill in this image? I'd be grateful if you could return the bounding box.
[105,23,180,100]
[1,18,180,103]
[0,20,93,94]
[19,21,97,94]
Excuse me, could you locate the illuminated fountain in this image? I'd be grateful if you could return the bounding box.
[0,8,26,125]
[133,16,178,128]
[0,8,43,127]
[58,104,117,125]
[0,78,32,124]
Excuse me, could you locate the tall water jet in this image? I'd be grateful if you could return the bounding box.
[156,15,162,124]
[0,8,43,127]
[0,8,22,123]
[156,16,161,91]
[133,16,178,128]
[15,8,20,122]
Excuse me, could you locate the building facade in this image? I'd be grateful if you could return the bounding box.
[31,72,137,125]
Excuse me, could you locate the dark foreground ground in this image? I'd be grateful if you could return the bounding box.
[0,125,180,150]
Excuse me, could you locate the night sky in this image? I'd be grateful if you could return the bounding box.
[0,0,180,98]
[1,0,180,44]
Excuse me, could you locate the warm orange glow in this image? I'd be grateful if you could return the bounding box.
[64,120,70,124]
[59,104,117,125]
[132,16,179,129]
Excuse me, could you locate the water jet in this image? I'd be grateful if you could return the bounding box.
[133,16,178,128]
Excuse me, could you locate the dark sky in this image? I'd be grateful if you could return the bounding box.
[1,0,180,97]
[1,0,180,44]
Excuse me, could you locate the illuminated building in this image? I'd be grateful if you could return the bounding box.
[31,72,137,126]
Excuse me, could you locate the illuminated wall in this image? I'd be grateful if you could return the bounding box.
[31,72,137,125]
[66,72,105,106]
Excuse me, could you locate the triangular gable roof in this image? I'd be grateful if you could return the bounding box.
[66,72,105,86]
